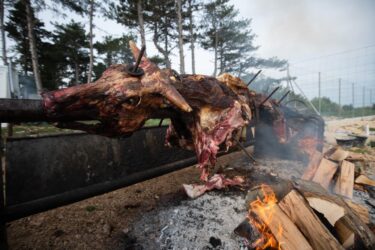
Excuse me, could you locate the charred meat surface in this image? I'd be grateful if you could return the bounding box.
[35,41,324,196]
[166,74,251,180]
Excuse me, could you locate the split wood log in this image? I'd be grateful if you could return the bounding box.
[306,196,345,225]
[346,151,375,162]
[301,150,323,180]
[293,179,375,249]
[353,183,366,192]
[251,202,312,250]
[355,175,375,187]
[327,147,349,162]
[279,189,343,250]
[345,200,369,224]
[311,158,338,190]
[335,218,355,248]
[334,160,355,199]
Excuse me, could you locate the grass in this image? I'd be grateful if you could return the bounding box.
[1,119,170,137]
[85,205,97,212]
[349,148,370,154]
[1,123,72,138]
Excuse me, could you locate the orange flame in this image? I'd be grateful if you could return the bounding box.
[247,184,282,250]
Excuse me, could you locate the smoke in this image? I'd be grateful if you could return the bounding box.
[232,0,375,61]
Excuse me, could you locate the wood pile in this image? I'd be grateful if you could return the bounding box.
[301,146,375,199]
[242,179,375,250]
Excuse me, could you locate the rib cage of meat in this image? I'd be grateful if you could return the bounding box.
[166,74,252,181]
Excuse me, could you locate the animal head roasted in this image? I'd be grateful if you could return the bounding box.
[41,41,191,136]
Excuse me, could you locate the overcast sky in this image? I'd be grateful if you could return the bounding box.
[6,0,375,104]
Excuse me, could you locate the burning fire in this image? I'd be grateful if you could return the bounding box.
[247,184,283,250]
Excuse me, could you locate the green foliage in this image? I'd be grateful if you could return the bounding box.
[311,97,375,117]
[94,34,136,67]
[85,205,97,212]
[52,20,90,86]
[5,1,61,89]
[199,0,286,77]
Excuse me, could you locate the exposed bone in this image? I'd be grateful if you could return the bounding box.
[182,174,244,198]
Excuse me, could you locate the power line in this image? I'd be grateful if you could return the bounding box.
[290,43,375,65]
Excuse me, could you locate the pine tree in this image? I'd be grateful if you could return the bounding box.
[107,0,147,47]
[148,0,177,69]
[95,35,136,66]
[200,0,286,77]
[52,20,90,86]
[5,1,48,75]
[175,0,185,74]
[0,0,9,65]
[186,0,201,74]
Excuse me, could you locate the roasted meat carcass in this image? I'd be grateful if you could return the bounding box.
[39,42,253,196]
[3,42,322,198]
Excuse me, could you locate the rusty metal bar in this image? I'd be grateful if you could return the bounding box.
[247,70,262,86]
[259,86,280,106]
[134,45,146,73]
[277,90,290,105]
[0,99,95,123]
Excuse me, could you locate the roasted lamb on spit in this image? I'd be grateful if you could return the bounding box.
[0,42,324,198]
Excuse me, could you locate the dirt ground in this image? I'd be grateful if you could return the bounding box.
[6,116,375,249]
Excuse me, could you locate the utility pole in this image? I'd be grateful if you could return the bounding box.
[352,83,355,117]
[362,86,365,117]
[318,72,321,114]
[338,78,341,117]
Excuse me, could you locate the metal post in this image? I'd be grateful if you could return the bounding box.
[318,72,321,114]
[338,78,341,117]
[362,86,365,117]
[352,83,355,117]
[0,124,8,249]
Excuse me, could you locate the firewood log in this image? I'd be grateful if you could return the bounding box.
[345,200,369,224]
[334,160,355,199]
[251,202,312,250]
[355,175,375,187]
[302,150,323,180]
[279,189,343,250]
[311,158,338,190]
[293,179,375,249]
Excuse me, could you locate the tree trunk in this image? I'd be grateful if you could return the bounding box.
[188,0,195,74]
[152,17,171,69]
[0,0,7,66]
[87,0,94,83]
[176,0,185,74]
[75,62,79,85]
[213,29,218,76]
[137,0,146,47]
[219,44,223,74]
[24,0,43,93]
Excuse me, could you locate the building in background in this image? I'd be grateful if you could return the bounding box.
[0,64,39,100]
